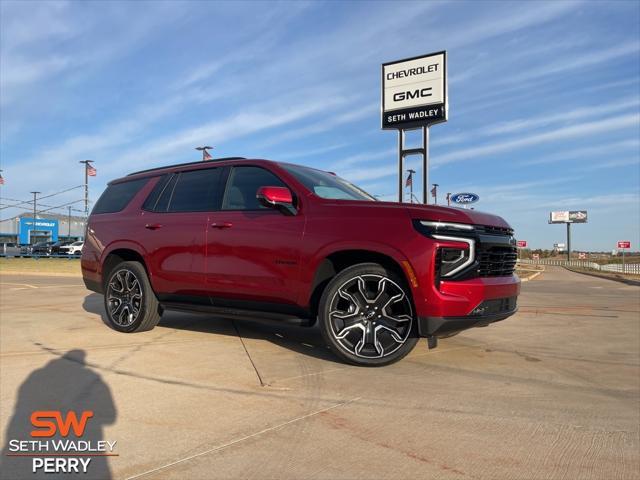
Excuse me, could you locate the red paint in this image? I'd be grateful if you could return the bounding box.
[82,159,520,323]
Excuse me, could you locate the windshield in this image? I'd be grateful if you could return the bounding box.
[281,164,376,201]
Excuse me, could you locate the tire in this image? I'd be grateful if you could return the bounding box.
[318,263,418,366]
[103,260,162,333]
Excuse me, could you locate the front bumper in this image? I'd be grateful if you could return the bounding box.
[418,296,518,337]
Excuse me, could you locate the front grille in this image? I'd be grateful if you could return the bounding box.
[478,246,517,277]
[476,225,514,236]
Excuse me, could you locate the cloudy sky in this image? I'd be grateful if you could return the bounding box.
[1,0,638,250]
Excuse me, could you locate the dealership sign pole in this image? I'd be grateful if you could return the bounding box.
[617,241,631,273]
[382,51,447,203]
[549,211,588,261]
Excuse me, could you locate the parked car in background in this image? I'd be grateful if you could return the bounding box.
[20,244,33,256]
[50,241,72,255]
[59,241,84,256]
[1,242,21,257]
[82,157,520,366]
[31,241,56,256]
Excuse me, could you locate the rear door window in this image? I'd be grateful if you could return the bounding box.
[92,178,148,214]
[166,168,223,212]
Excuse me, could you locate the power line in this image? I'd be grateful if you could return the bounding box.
[0,185,83,211]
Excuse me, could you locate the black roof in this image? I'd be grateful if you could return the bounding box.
[127,157,246,177]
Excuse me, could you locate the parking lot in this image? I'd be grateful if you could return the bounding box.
[1,266,638,479]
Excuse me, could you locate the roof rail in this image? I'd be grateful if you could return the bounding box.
[127,157,246,176]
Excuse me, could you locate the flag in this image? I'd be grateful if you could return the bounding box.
[203,149,213,161]
[446,193,451,206]
[405,172,413,187]
[87,165,97,176]
[0,174,4,185]
[430,185,437,197]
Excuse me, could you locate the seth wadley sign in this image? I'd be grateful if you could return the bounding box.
[382,51,447,129]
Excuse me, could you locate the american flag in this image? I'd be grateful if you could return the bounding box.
[430,185,437,197]
[203,149,213,161]
[405,171,413,187]
[87,165,97,176]
[0,174,4,185]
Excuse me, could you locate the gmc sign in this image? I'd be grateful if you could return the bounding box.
[382,51,447,129]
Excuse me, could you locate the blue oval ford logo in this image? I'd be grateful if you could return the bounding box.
[451,193,479,204]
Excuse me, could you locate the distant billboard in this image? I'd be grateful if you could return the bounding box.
[617,241,631,249]
[382,51,447,129]
[516,240,527,248]
[549,210,588,224]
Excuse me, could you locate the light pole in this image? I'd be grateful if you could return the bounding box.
[30,191,40,244]
[79,160,94,239]
[195,146,213,161]
[68,206,72,239]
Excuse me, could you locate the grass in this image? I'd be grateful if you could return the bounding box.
[515,265,544,281]
[0,257,81,276]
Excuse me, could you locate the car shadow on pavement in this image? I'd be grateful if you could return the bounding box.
[82,293,341,364]
[0,349,117,479]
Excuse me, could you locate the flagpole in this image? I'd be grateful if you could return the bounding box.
[79,160,93,238]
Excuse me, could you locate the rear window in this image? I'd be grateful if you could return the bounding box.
[92,178,148,214]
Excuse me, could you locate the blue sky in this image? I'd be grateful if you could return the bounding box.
[0,0,638,251]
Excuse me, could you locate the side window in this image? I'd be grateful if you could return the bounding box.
[142,174,171,211]
[222,166,286,211]
[92,178,148,214]
[167,168,222,212]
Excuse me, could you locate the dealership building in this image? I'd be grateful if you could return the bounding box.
[0,213,86,244]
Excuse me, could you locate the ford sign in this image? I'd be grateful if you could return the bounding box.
[450,193,479,204]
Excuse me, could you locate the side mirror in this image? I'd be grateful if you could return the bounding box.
[256,186,296,215]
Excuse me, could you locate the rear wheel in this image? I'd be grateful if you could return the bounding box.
[318,263,418,366]
[104,261,161,332]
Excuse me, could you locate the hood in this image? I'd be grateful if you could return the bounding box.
[401,203,511,229]
[320,199,512,229]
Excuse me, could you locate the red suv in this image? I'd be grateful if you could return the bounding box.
[82,158,520,366]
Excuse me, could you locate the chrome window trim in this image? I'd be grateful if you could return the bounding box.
[433,235,476,277]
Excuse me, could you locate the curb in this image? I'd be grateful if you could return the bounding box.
[564,267,640,287]
[520,270,543,282]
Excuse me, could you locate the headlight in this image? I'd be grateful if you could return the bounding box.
[419,220,474,232]
[433,234,476,278]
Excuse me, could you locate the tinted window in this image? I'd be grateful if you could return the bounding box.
[92,178,148,214]
[167,168,222,212]
[280,164,375,201]
[142,174,171,211]
[222,166,286,210]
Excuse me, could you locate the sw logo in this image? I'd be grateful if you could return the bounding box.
[30,410,94,437]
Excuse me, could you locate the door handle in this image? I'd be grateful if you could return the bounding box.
[145,223,163,230]
[210,222,233,229]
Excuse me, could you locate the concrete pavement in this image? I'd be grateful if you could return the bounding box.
[1,267,638,479]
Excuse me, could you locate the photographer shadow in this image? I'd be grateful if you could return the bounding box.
[0,349,116,479]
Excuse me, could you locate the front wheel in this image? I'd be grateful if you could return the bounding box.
[318,263,418,366]
[104,260,162,332]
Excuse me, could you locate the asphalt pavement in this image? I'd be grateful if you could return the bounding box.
[0,267,638,479]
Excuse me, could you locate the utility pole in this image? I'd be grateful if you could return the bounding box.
[68,206,72,238]
[30,191,40,244]
[195,146,213,161]
[566,222,571,262]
